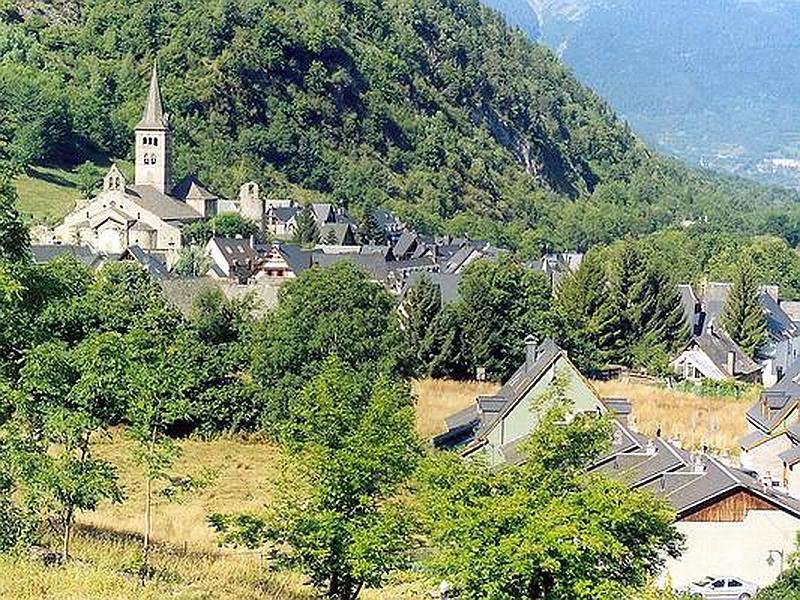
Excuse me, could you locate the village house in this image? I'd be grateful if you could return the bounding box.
[740,358,800,497]
[434,337,800,589]
[671,282,800,386]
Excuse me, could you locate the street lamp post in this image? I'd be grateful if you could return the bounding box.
[767,549,785,574]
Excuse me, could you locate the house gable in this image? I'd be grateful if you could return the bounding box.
[476,352,605,466]
[681,488,783,522]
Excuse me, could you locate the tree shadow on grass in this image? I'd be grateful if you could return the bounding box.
[26,167,78,189]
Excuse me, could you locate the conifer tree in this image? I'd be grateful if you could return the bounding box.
[323,228,337,245]
[721,259,767,358]
[358,208,386,245]
[555,251,609,371]
[400,275,442,373]
[293,205,319,245]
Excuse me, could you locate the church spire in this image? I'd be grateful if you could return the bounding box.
[136,63,167,130]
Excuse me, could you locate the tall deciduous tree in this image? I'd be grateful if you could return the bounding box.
[212,357,422,600]
[721,258,767,358]
[10,335,127,561]
[252,262,403,431]
[357,208,386,245]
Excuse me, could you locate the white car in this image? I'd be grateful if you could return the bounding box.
[680,575,758,599]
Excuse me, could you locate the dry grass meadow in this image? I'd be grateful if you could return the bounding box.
[592,380,757,453]
[1,377,753,597]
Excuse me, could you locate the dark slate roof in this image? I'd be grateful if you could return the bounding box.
[319,223,356,246]
[647,457,800,520]
[312,203,335,225]
[760,291,799,340]
[389,256,436,272]
[603,397,632,417]
[401,271,462,305]
[136,64,167,130]
[31,244,102,268]
[360,245,396,261]
[211,237,257,267]
[595,438,690,487]
[739,430,769,449]
[159,277,223,315]
[678,284,703,335]
[747,358,800,432]
[311,251,387,281]
[693,327,761,377]
[442,245,476,274]
[779,445,800,467]
[271,206,299,223]
[171,175,217,201]
[781,301,800,324]
[433,405,480,451]
[393,230,419,259]
[122,245,169,279]
[127,185,202,221]
[433,339,565,451]
[277,243,312,275]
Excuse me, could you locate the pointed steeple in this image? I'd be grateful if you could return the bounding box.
[136,63,167,130]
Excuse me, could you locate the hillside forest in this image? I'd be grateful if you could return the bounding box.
[3,0,800,258]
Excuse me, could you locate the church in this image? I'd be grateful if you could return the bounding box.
[52,65,264,260]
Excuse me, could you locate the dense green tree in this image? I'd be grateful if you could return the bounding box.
[400,275,442,375]
[8,335,128,560]
[423,304,469,379]
[173,244,211,277]
[293,204,320,245]
[417,379,683,600]
[458,257,559,381]
[212,357,422,600]
[555,251,609,371]
[252,262,403,430]
[721,258,768,358]
[74,161,104,199]
[182,213,259,245]
[357,208,386,245]
[0,170,28,263]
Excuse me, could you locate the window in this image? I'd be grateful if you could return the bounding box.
[728,580,742,588]
[143,155,150,165]
[153,137,158,146]
[150,154,156,165]
[711,580,725,589]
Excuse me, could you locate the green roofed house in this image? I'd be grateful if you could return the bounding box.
[433,337,608,468]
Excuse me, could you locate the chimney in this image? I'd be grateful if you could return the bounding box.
[645,440,657,456]
[692,454,706,474]
[524,335,538,372]
[726,350,736,377]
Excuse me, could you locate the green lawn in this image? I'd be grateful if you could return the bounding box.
[15,160,132,226]
[15,165,82,226]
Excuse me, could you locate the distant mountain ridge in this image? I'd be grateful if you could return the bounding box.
[484,0,800,187]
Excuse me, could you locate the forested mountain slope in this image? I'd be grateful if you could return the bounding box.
[484,0,800,189]
[1,0,799,252]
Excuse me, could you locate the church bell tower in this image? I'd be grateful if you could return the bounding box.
[134,63,171,194]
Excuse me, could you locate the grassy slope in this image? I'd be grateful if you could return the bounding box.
[15,165,83,226]
[0,378,752,597]
[15,160,134,227]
